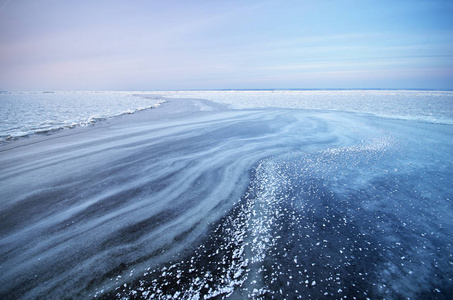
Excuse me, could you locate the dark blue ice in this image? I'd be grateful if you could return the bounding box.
[0,95,452,299]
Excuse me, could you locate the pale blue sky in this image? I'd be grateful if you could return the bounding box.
[1,0,452,90]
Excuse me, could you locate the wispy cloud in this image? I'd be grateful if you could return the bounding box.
[0,0,452,90]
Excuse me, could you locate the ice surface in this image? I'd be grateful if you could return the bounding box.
[159,90,453,124]
[0,91,164,142]
[106,113,453,299]
[0,93,452,299]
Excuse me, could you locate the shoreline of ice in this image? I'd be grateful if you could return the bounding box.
[0,91,165,143]
[1,90,452,144]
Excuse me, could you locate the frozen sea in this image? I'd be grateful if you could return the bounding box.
[0,91,164,142]
[0,90,452,299]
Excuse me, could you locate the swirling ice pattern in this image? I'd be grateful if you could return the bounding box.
[1,99,452,299]
[0,99,345,298]
[109,126,453,299]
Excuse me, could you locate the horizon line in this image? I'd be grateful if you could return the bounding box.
[2,88,453,93]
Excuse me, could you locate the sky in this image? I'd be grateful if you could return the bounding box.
[0,0,452,91]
